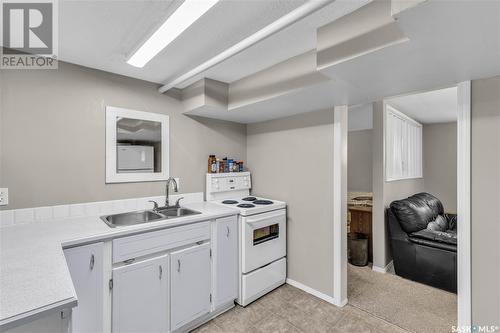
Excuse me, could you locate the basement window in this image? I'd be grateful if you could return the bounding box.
[385,105,423,181]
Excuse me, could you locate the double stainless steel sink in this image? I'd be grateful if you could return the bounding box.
[101,207,201,228]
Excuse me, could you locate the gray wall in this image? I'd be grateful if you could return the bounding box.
[246,109,335,297]
[348,129,373,192]
[372,101,426,268]
[423,122,457,212]
[372,105,458,269]
[376,121,458,268]
[372,101,387,268]
[0,62,246,209]
[471,76,500,327]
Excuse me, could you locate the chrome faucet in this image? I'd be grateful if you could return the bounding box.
[147,177,182,212]
[165,177,178,207]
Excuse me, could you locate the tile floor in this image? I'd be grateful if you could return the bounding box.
[191,284,409,333]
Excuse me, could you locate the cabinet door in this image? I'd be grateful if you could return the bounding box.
[214,216,238,308]
[170,243,211,331]
[64,242,103,333]
[112,255,169,333]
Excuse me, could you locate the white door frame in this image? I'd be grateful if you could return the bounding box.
[333,105,348,307]
[332,81,472,327]
[456,80,471,328]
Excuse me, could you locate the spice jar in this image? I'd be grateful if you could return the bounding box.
[208,155,217,173]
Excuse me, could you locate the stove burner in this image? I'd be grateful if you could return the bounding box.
[237,203,255,208]
[242,196,257,201]
[254,200,273,205]
[222,200,238,204]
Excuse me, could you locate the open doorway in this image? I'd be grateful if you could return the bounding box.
[346,104,374,267]
[336,83,470,332]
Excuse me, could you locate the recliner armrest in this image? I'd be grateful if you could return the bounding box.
[410,229,457,245]
[387,208,409,241]
[408,237,457,252]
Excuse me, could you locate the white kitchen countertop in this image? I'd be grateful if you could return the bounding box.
[0,201,238,329]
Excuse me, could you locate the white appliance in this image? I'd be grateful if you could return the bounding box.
[117,145,154,173]
[206,172,286,306]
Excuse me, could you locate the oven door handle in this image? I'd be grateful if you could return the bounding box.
[245,211,285,228]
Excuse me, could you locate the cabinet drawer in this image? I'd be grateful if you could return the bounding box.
[113,221,210,263]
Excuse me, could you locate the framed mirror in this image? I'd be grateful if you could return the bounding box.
[105,106,169,183]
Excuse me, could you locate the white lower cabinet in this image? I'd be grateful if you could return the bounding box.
[64,242,104,333]
[112,255,169,333]
[213,216,238,309]
[62,216,239,333]
[170,243,211,331]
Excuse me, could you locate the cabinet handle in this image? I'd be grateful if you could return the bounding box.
[177,259,181,272]
[226,226,230,238]
[89,254,95,270]
[159,265,163,280]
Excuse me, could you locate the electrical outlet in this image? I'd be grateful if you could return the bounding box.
[0,188,8,206]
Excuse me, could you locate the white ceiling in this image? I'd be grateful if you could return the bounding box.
[58,0,368,87]
[319,0,500,109]
[53,0,500,124]
[59,0,304,83]
[182,0,500,124]
[386,87,457,124]
[176,0,370,88]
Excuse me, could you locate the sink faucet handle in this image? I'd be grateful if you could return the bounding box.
[148,200,159,211]
[175,197,184,208]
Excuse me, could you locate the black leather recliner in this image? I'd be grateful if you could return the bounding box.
[387,192,457,293]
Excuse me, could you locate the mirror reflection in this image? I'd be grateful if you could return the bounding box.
[116,117,162,173]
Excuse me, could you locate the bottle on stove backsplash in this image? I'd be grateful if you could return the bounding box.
[208,155,244,173]
[208,155,217,173]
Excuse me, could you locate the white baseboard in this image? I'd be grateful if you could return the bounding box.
[372,260,394,274]
[286,278,347,307]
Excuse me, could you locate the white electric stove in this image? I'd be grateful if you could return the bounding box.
[206,172,287,306]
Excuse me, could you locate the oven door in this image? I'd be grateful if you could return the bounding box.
[241,209,286,273]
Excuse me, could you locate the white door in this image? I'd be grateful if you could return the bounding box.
[213,216,238,309]
[112,255,169,333]
[242,209,286,273]
[170,243,211,331]
[64,242,103,333]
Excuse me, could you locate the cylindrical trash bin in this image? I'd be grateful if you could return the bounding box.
[348,233,368,266]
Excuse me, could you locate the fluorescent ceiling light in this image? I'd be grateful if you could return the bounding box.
[127,0,220,68]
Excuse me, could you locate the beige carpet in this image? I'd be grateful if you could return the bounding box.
[348,264,457,333]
